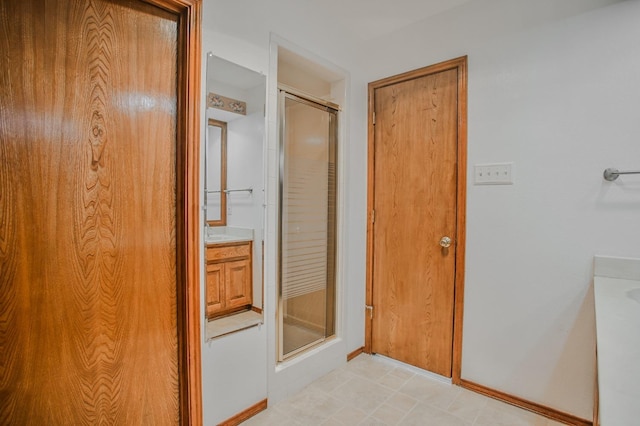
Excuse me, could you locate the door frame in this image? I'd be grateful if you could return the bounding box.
[365,56,467,384]
[145,0,203,423]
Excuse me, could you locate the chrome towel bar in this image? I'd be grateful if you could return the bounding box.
[205,187,253,194]
[603,168,640,181]
[224,187,253,194]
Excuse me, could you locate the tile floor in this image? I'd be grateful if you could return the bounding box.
[243,354,565,426]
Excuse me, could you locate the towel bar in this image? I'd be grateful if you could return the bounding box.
[603,168,640,181]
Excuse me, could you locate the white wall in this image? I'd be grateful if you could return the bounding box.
[265,37,352,405]
[225,115,263,215]
[200,26,270,425]
[200,3,359,420]
[201,0,640,422]
[352,0,640,419]
[201,325,267,425]
[200,19,356,423]
[227,109,265,306]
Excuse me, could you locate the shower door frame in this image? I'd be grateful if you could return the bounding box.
[277,86,339,362]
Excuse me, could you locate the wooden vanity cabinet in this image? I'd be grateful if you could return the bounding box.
[206,241,253,319]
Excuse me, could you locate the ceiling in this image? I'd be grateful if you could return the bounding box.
[318,0,474,41]
[202,0,625,73]
[207,54,265,91]
[203,0,475,49]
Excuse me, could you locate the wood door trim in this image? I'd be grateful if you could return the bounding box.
[178,0,203,423]
[460,379,593,426]
[347,347,365,361]
[593,349,599,425]
[145,0,203,424]
[218,399,268,426]
[365,56,467,383]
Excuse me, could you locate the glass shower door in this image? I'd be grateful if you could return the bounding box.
[278,90,337,360]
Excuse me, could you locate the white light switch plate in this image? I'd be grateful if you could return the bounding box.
[474,163,514,185]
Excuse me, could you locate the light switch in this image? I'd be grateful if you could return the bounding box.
[474,163,513,185]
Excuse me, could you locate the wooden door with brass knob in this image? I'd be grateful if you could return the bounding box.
[366,58,467,379]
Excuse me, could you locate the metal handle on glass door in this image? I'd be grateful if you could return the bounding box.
[440,236,452,248]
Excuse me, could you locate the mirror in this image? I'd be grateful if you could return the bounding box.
[205,119,227,225]
[204,53,266,340]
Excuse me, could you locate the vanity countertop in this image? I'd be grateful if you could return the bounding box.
[593,256,640,425]
[204,226,253,245]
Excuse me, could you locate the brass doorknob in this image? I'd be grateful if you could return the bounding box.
[439,236,452,248]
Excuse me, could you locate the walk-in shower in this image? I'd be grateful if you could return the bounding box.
[278,87,338,360]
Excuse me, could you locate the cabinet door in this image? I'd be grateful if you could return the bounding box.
[225,259,252,309]
[206,263,224,317]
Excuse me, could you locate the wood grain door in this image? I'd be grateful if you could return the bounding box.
[367,58,467,378]
[0,0,202,423]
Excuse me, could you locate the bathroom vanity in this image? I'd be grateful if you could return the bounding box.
[593,256,640,425]
[205,230,254,319]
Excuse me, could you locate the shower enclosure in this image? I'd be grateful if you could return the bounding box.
[278,88,338,360]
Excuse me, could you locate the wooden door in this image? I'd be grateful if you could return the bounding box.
[367,58,467,379]
[0,0,202,423]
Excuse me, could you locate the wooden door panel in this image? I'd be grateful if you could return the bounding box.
[206,263,224,316]
[0,0,183,423]
[372,69,458,377]
[225,259,252,308]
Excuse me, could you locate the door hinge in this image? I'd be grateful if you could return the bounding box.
[372,111,376,125]
[371,209,375,223]
[365,305,373,319]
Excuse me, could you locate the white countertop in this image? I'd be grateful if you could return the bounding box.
[204,226,254,244]
[593,256,640,425]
